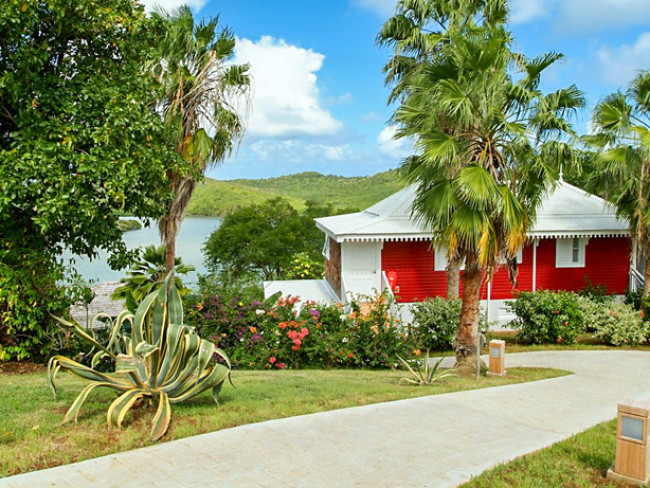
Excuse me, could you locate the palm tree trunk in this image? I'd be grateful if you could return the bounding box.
[160,174,197,277]
[642,244,650,311]
[455,252,482,373]
[446,255,463,299]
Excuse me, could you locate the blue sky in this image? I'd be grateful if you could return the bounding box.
[142,0,650,180]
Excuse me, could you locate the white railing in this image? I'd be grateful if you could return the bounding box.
[630,268,645,292]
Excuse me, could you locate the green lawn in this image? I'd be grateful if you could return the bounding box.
[0,366,566,477]
[491,330,650,354]
[461,419,627,487]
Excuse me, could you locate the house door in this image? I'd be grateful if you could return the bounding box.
[341,242,382,298]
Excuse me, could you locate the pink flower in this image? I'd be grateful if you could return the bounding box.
[287,330,298,340]
[294,339,302,347]
[269,357,276,364]
[300,327,309,338]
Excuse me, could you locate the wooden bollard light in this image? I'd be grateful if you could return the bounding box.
[608,397,650,486]
[486,340,505,377]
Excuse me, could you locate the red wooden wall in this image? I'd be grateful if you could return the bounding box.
[381,237,630,303]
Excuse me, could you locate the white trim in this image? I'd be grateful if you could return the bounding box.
[532,240,538,291]
[322,237,331,260]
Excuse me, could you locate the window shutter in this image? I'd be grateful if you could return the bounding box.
[434,245,448,272]
[556,238,587,268]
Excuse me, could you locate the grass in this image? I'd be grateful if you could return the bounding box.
[461,419,629,487]
[491,330,650,354]
[0,366,567,477]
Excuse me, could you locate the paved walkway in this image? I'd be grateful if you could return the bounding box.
[3,351,650,488]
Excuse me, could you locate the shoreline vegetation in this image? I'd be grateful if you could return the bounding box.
[116,219,142,233]
[185,169,404,217]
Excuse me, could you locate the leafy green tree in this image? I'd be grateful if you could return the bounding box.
[585,71,650,303]
[0,0,180,360]
[388,4,584,371]
[204,199,332,281]
[153,6,251,275]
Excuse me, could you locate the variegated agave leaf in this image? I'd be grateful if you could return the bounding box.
[49,274,231,441]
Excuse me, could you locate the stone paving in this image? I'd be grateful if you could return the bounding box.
[3,350,650,488]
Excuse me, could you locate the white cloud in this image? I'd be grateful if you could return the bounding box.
[354,0,396,18]
[139,0,206,13]
[559,0,650,32]
[377,126,412,159]
[251,140,353,162]
[233,36,343,138]
[509,0,550,24]
[596,32,650,85]
[326,93,353,105]
[509,0,650,31]
[362,111,382,122]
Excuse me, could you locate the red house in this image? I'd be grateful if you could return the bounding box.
[265,181,637,323]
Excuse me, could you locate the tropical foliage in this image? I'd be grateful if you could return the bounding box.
[0,0,178,361]
[111,245,195,305]
[203,198,333,281]
[153,6,250,273]
[397,352,456,385]
[187,291,410,370]
[584,71,650,303]
[381,0,584,371]
[48,277,231,441]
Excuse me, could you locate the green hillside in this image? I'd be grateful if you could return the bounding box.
[186,169,405,216]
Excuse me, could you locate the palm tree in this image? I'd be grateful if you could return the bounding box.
[111,245,195,304]
[393,15,584,372]
[378,0,508,298]
[585,71,650,304]
[153,6,250,274]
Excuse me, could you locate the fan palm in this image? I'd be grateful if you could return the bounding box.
[153,6,250,274]
[379,0,508,298]
[584,71,650,303]
[111,244,195,304]
[394,17,584,372]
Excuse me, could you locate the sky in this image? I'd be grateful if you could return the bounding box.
[140,0,650,180]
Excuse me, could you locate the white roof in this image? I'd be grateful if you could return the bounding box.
[315,181,629,242]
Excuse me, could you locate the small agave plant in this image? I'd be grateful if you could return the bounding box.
[397,350,456,385]
[48,276,230,440]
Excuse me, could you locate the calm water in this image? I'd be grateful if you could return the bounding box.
[64,217,222,287]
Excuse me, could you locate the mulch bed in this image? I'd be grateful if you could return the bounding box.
[0,361,46,374]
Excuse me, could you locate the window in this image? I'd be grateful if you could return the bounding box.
[322,237,331,260]
[556,237,587,268]
[434,245,465,271]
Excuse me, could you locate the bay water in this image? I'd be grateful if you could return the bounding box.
[64,216,222,287]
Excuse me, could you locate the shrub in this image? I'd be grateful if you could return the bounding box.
[0,255,84,361]
[409,297,493,351]
[409,298,461,350]
[508,290,584,344]
[581,298,648,346]
[189,290,411,369]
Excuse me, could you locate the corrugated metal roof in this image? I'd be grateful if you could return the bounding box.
[315,181,629,242]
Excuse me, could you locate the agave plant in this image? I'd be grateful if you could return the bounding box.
[48,276,230,440]
[397,351,456,386]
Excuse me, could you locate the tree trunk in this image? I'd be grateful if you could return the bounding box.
[164,233,177,279]
[446,255,463,299]
[454,252,483,374]
[641,246,650,313]
[159,174,196,278]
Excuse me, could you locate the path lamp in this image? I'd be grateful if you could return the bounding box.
[608,397,650,486]
[486,340,505,377]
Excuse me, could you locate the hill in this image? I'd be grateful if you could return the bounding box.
[186,169,405,216]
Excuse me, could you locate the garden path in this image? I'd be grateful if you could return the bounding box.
[2,350,649,488]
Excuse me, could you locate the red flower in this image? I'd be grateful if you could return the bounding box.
[292,345,300,351]
[555,310,560,315]
[347,352,354,358]
[563,322,568,327]
[642,312,646,318]
[269,357,276,364]
[279,322,287,329]
[300,327,309,337]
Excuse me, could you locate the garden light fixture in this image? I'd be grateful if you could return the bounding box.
[608,397,650,486]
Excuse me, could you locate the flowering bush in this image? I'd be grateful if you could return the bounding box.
[508,290,584,344]
[581,298,648,346]
[188,291,411,369]
[409,298,461,350]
